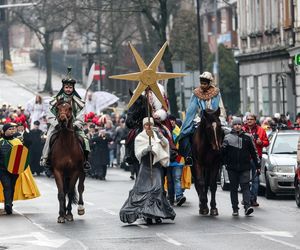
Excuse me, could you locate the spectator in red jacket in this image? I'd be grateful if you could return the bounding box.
[243,113,269,207]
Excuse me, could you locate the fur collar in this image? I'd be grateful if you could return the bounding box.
[194,86,219,100]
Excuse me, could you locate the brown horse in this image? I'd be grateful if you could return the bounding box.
[50,100,85,223]
[192,108,224,216]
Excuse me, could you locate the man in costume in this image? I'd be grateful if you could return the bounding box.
[178,71,226,164]
[40,68,91,172]
[0,123,19,214]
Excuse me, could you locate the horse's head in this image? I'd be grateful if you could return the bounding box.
[56,100,72,128]
[126,90,150,129]
[200,108,223,150]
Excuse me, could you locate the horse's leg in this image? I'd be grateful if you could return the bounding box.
[210,167,219,216]
[65,173,80,221]
[53,169,66,223]
[192,163,209,215]
[78,171,85,216]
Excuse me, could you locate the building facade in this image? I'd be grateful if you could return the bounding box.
[236,0,300,119]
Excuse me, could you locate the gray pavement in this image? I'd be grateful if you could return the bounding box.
[0,168,299,250]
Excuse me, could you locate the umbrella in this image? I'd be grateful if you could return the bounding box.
[93,91,119,112]
[75,88,87,99]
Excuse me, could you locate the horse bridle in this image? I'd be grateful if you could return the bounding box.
[201,115,221,151]
[56,104,74,132]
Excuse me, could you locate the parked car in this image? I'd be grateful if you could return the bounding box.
[295,162,300,207]
[260,130,300,199]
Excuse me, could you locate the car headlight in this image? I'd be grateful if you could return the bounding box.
[273,165,294,173]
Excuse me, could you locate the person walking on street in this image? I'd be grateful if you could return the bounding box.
[243,113,269,206]
[167,115,186,206]
[120,117,175,224]
[222,117,261,216]
[0,123,19,214]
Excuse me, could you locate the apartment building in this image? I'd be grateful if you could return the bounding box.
[236,0,300,119]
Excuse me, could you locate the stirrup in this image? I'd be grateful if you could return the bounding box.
[185,156,193,166]
[83,161,91,172]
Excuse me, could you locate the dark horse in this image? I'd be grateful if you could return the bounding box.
[50,100,86,223]
[124,91,150,177]
[192,108,224,216]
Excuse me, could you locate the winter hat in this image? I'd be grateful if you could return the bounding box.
[232,117,242,126]
[143,117,154,126]
[2,123,17,133]
[33,120,40,126]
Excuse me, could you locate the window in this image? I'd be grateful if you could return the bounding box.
[283,0,292,29]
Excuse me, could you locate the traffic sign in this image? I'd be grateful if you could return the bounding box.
[295,54,300,66]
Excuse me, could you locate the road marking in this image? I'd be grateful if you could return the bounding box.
[156,233,182,246]
[13,208,53,233]
[74,240,89,250]
[250,231,293,238]
[241,223,299,249]
[99,208,117,216]
[84,201,95,206]
[261,235,300,250]
[28,232,69,248]
[0,232,69,249]
[137,224,148,229]
[242,223,294,237]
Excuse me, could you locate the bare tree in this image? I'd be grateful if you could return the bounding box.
[14,0,74,93]
[132,0,180,116]
[74,0,139,94]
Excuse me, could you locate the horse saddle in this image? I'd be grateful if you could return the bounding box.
[49,132,85,152]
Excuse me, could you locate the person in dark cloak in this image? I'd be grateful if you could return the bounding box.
[119,117,176,224]
[89,129,111,180]
[24,121,44,175]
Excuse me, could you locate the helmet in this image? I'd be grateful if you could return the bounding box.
[199,71,214,84]
[62,66,76,86]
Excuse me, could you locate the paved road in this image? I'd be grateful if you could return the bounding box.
[0,168,299,250]
[0,76,35,107]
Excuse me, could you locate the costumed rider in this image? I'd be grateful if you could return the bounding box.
[178,71,226,165]
[40,67,91,172]
[0,123,18,214]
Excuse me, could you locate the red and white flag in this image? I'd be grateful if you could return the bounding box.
[86,63,106,89]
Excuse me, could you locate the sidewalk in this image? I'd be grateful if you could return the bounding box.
[5,63,67,97]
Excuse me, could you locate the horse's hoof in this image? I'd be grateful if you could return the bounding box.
[65,214,74,221]
[57,216,66,223]
[78,205,85,216]
[210,208,219,216]
[199,207,209,215]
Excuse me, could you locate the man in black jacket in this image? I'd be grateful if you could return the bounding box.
[222,117,260,216]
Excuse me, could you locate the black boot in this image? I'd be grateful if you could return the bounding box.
[83,151,91,173]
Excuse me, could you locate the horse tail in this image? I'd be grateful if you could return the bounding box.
[64,176,78,205]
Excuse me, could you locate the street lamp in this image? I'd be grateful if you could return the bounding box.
[196,0,203,73]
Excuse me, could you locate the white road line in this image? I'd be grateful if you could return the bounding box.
[261,235,300,250]
[241,223,298,249]
[84,201,95,206]
[98,208,118,216]
[137,224,149,229]
[13,208,54,233]
[156,233,182,246]
[250,231,294,238]
[73,240,89,250]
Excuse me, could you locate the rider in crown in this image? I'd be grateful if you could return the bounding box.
[40,67,91,172]
[178,71,226,165]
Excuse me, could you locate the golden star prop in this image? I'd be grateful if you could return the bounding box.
[109,41,186,110]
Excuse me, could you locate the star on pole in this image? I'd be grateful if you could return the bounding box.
[109,41,186,110]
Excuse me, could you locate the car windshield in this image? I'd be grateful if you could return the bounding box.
[271,134,299,154]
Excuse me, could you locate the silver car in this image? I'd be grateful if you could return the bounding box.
[260,130,300,199]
